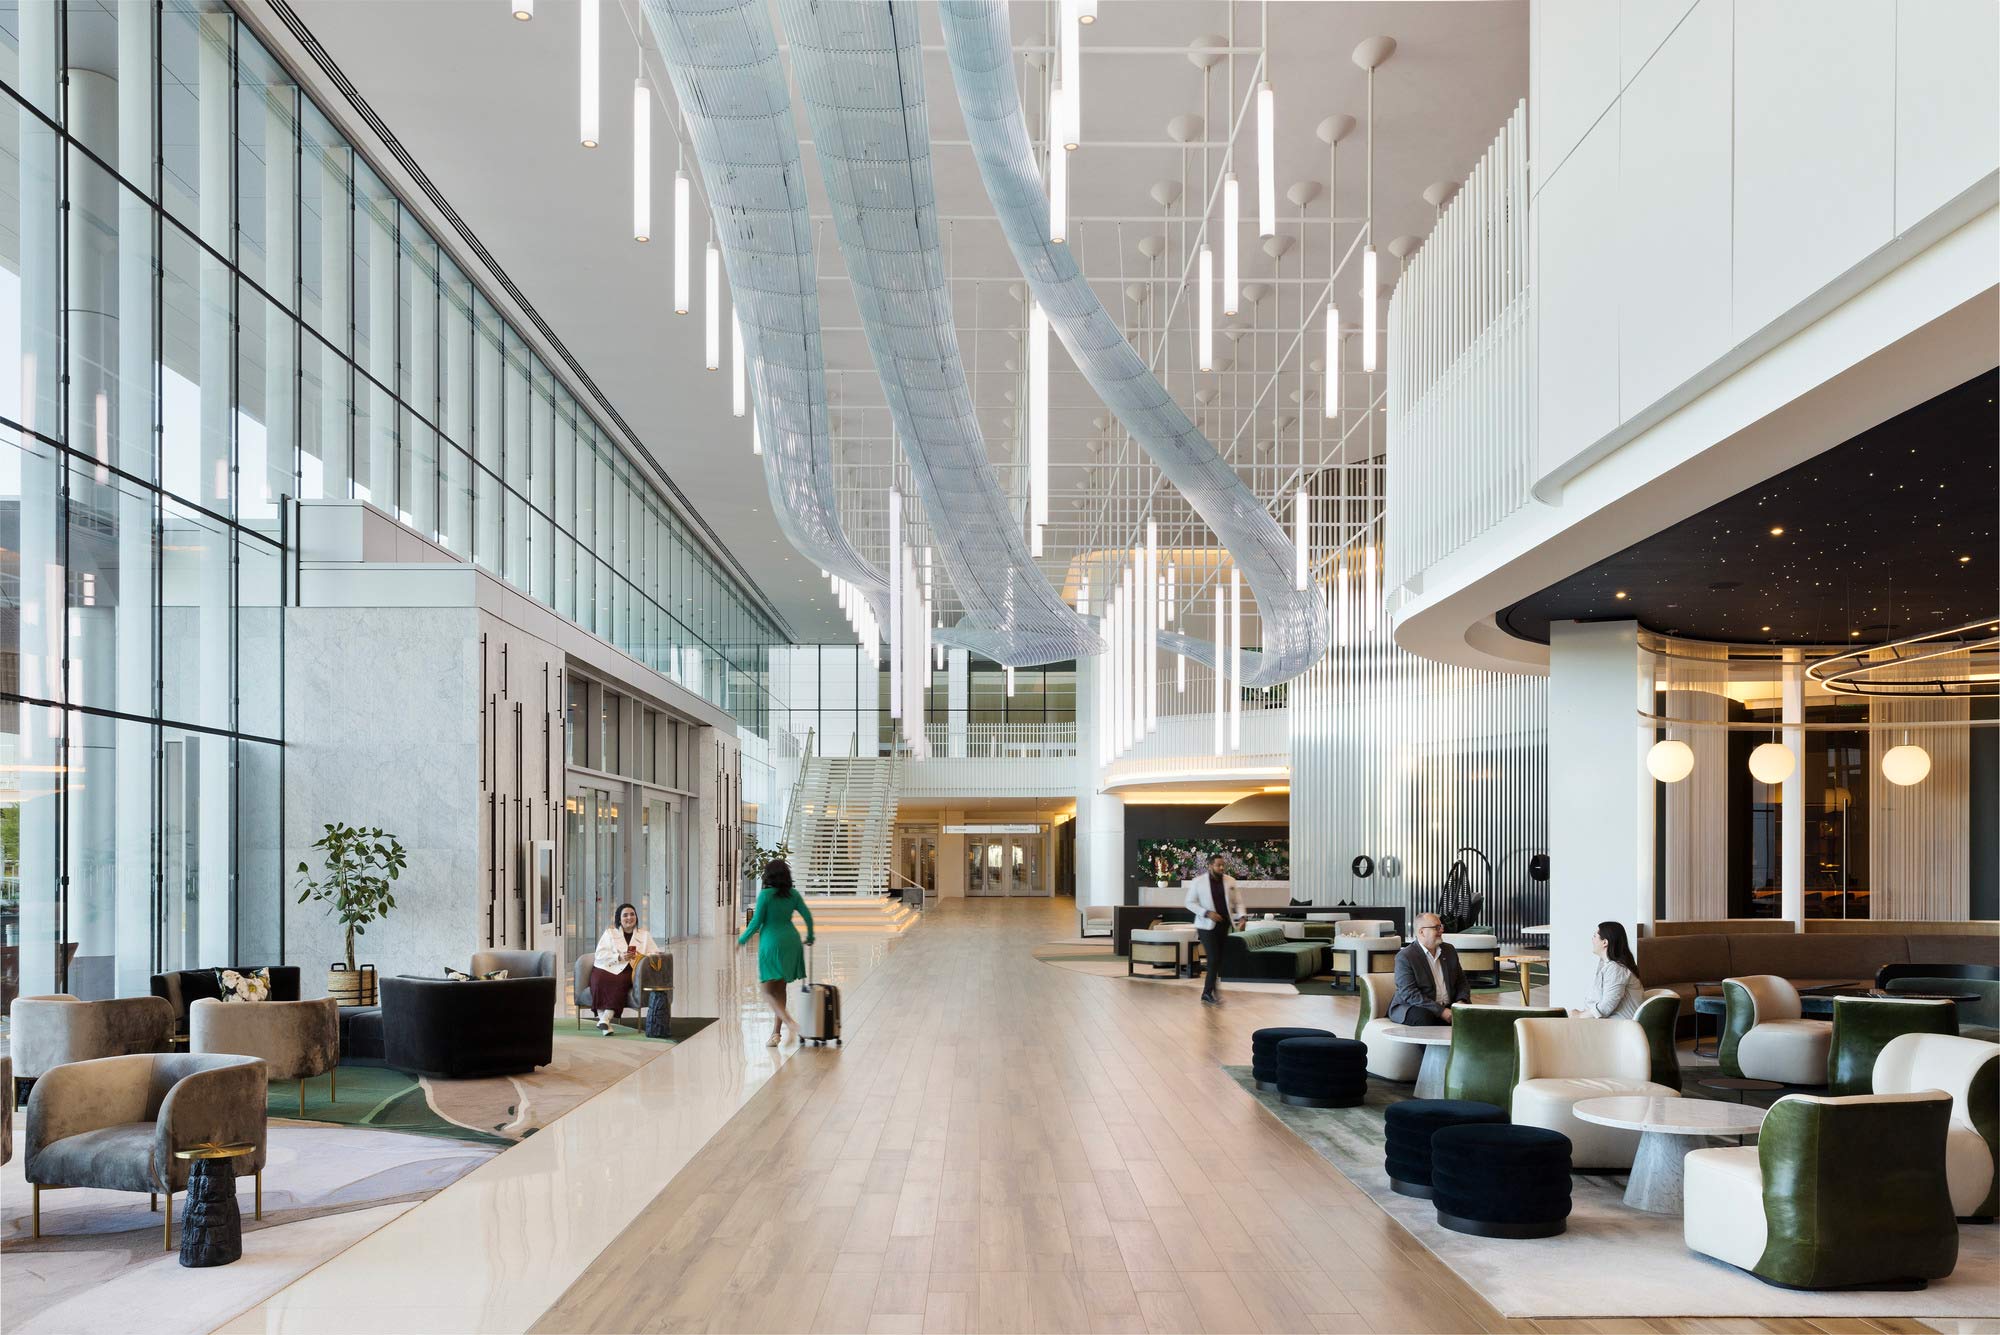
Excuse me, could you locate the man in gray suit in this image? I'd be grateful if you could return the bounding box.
[1389,912,1471,1025]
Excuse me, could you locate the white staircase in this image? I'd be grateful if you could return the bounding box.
[784,751,902,898]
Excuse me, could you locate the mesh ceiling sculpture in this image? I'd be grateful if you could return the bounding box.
[776,0,1103,666]
[938,0,1330,686]
[638,0,884,611]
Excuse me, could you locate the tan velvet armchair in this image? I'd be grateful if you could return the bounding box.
[8,994,175,1084]
[24,1052,268,1249]
[190,997,341,1115]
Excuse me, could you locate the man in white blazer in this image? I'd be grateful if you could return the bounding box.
[1183,854,1243,1005]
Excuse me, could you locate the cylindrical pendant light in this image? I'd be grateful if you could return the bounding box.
[1213,582,1226,755]
[631,77,650,241]
[1229,566,1242,748]
[1364,542,1377,631]
[1145,520,1158,732]
[1177,651,1185,694]
[1165,563,1175,624]
[1324,304,1339,416]
[512,0,533,20]
[1049,131,1069,243]
[1256,82,1276,237]
[751,410,762,455]
[1077,573,1089,615]
[889,488,903,718]
[672,171,690,314]
[703,241,719,370]
[1197,246,1214,371]
[1361,245,1378,372]
[1006,666,1016,698]
[1293,487,1309,591]
[1076,0,1096,23]
[730,310,745,416]
[1029,302,1049,526]
[1222,173,1240,314]
[578,0,599,149]
[1060,2,1081,149]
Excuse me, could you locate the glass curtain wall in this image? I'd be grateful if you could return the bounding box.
[0,2,777,999]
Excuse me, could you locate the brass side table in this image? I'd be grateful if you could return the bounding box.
[173,1141,258,1266]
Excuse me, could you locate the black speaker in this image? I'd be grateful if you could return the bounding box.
[1529,853,1550,882]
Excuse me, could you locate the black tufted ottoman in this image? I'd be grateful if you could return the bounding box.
[1430,1122,1573,1238]
[1274,1036,1368,1109]
[1382,1099,1508,1198]
[1251,1026,1335,1092]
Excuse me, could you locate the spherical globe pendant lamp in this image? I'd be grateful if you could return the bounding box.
[1645,739,1695,783]
[1748,741,1796,785]
[1881,743,1932,786]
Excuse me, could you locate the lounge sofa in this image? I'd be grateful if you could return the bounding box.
[1636,931,1998,1017]
[1213,924,1324,982]
[379,975,556,1078]
[151,965,302,1036]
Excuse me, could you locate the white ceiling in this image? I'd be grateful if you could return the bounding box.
[289,0,1527,642]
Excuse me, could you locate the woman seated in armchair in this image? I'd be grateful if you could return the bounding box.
[586,903,660,1035]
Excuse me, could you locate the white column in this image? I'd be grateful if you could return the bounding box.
[947,648,969,758]
[1546,621,1654,1007]
[1074,651,1126,914]
[1780,657,1805,929]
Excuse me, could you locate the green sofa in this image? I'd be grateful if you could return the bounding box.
[1216,924,1323,982]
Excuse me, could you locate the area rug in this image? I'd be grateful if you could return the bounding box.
[1226,1066,2000,1318]
[274,1016,716,1145]
[0,1123,495,1335]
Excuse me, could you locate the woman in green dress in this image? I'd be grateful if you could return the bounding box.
[737,858,815,1046]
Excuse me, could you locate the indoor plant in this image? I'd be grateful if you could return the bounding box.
[296,822,406,1006]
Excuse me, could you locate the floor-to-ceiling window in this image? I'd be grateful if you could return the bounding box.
[0,2,779,1000]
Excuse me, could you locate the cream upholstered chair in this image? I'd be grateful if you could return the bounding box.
[1511,1017,1680,1169]
[1078,904,1114,938]
[24,1052,268,1249]
[1444,933,1499,987]
[1355,973,1422,1081]
[1719,975,1831,1085]
[1337,919,1395,938]
[9,995,175,1084]
[1873,1032,1999,1221]
[190,997,340,1116]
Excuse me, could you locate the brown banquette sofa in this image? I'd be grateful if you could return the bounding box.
[1636,930,1998,1009]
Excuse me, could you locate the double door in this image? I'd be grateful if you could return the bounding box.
[563,780,689,973]
[965,832,1046,897]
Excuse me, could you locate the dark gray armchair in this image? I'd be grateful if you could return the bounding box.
[470,949,555,980]
[25,1052,268,1249]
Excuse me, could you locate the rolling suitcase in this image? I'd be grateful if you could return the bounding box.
[794,955,841,1047]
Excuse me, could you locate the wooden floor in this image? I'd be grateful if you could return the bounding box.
[533,898,1956,1335]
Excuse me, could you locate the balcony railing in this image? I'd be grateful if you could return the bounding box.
[1386,100,1533,602]
[920,722,1078,759]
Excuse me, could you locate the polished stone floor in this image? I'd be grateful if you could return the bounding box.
[224,899,1962,1334]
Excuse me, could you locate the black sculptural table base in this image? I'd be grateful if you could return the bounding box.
[178,1157,244,1267]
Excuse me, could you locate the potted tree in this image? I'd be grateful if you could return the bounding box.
[296,822,406,1006]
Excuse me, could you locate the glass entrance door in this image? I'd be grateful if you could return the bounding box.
[638,794,685,941]
[564,784,622,982]
[964,832,1048,897]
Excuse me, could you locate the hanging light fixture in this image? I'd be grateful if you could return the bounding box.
[1213,582,1226,755]
[1049,127,1069,243]
[1060,0,1082,150]
[703,240,720,370]
[1165,563,1176,624]
[578,0,599,148]
[1362,244,1378,372]
[1293,487,1309,591]
[631,76,650,241]
[1749,740,1796,785]
[889,488,903,719]
[751,411,761,455]
[1077,572,1089,615]
[730,311,745,416]
[1006,666,1016,697]
[1364,542,1377,631]
[1222,173,1240,314]
[1882,741,1932,786]
[1229,565,1242,749]
[1177,651,1186,694]
[1353,38,1396,373]
[1029,301,1049,528]
[672,171,690,314]
[511,0,533,20]
[1336,555,1348,646]
[1076,0,1096,24]
[1257,81,1276,238]
[1145,520,1159,732]
[1646,739,1695,783]
[1197,246,1214,370]
[1324,304,1339,416]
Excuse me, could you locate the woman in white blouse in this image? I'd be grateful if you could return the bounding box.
[1569,920,1644,1020]
[587,903,661,1035]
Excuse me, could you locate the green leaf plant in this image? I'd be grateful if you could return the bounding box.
[295,822,408,971]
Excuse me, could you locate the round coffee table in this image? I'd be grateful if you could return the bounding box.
[1379,1024,1455,1099]
[1572,1095,1765,1214]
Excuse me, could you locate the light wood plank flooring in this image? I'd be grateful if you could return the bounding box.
[533,898,1963,1335]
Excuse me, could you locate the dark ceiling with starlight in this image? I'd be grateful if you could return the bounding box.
[1501,369,1999,647]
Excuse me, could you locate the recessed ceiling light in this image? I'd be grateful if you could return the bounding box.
[1613,590,1628,600]
[1961,555,1973,563]
[1851,630,1861,637]
[1761,625,1771,632]
[1769,526,1785,536]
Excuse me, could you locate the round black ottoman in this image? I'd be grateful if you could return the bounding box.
[1430,1122,1572,1239]
[1251,1027,1334,1092]
[1382,1099,1507,1198]
[1274,1036,1368,1109]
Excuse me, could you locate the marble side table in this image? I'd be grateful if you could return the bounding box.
[1572,1095,1765,1214]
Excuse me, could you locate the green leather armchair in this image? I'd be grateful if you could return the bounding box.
[1635,989,1682,1092]
[1873,1032,1999,1221]
[1684,1092,1958,1289]
[1827,996,1957,1095]
[1441,1005,1563,1111]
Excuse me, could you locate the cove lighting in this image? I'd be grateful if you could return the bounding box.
[631,78,650,241]
[578,0,599,149]
[672,172,690,314]
[1257,82,1276,237]
[1222,174,1240,314]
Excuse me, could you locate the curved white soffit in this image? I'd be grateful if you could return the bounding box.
[640,0,885,610]
[776,0,1103,667]
[936,0,1329,687]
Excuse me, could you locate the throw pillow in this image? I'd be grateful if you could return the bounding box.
[444,966,473,981]
[482,969,510,980]
[214,967,272,1003]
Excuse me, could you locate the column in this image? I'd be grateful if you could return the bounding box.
[1546,621,1655,1007]
[1073,651,1126,912]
